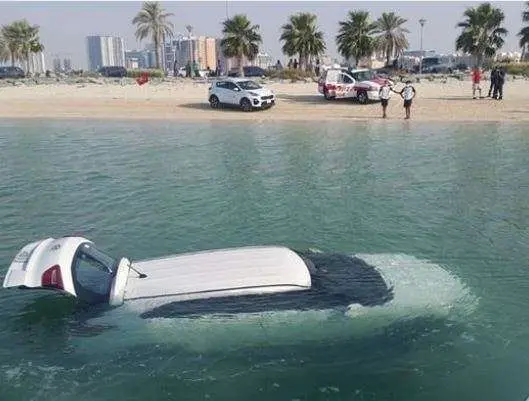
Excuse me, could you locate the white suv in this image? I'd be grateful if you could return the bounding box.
[208,78,275,111]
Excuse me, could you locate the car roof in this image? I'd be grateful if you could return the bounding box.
[218,77,255,83]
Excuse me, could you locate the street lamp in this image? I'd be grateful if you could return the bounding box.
[419,18,426,75]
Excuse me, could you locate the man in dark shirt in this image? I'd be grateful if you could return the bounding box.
[488,66,498,98]
[493,67,506,100]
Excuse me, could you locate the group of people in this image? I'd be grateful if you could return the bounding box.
[376,64,507,120]
[471,65,506,100]
[378,80,417,120]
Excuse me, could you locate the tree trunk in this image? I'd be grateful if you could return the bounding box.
[25,51,30,76]
[298,51,305,71]
[10,52,15,67]
[238,55,244,77]
[154,34,160,69]
[476,53,483,68]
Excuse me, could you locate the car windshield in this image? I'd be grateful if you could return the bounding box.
[237,80,262,90]
[351,70,375,81]
[71,242,118,304]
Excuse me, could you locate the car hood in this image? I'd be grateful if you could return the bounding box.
[244,88,273,96]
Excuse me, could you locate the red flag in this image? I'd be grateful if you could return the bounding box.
[136,72,149,86]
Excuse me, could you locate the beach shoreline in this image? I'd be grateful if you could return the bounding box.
[1,78,529,122]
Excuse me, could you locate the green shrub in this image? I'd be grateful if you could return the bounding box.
[498,62,529,77]
[126,69,165,78]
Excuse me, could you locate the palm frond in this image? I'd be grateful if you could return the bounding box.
[455,2,507,66]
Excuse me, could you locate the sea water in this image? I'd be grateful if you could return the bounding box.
[1,119,529,401]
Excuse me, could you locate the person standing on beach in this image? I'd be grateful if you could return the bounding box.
[488,66,498,98]
[379,81,392,118]
[493,67,506,100]
[471,66,482,99]
[398,80,416,120]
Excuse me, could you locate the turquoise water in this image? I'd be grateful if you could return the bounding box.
[1,119,529,401]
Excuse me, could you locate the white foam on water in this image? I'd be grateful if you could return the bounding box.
[350,253,478,320]
[74,253,478,353]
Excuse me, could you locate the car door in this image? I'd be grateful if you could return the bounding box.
[214,81,229,103]
[224,81,241,105]
[335,72,356,98]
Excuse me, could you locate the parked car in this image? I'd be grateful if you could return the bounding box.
[208,77,275,111]
[228,66,266,78]
[414,57,453,74]
[98,66,127,78]
[0,66,25,79]
[317,68,393,104]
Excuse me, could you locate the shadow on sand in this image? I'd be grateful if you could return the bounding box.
[277,93,367,105]
[421,96,493,101]
[178,102,276,114]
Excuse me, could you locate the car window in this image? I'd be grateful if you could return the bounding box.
[225,82,239,91]
[351,71,373,81]
[340,73,354,84]
[238,80,262,90]
[326,70,340,83]
[71,242,116,304]
[216,81,228,89]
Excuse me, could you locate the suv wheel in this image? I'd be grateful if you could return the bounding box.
[240,98,252,112]
[209,95,220,109]
[357,91,368,104]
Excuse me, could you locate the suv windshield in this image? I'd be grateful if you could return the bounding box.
[71,242,118,304]
[238,80,262,90]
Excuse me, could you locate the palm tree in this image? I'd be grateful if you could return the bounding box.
[220,14,262,77]
[336,10,376,67]
[280,13,326,71]
[1,20,42,73]
[0,32,9,64]
[27,41,44,75]
[518,2,529,60]
[372,12,409,67]
[132,1,174,69]
[455,2,508,67]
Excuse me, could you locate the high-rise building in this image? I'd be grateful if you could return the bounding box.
[86,35,125,71]
[215,38,230,74]
[202,37,216,70]
[52,57,61,73]
[252,52,273,69]
[63,58,72,72]
[175,37,198,68]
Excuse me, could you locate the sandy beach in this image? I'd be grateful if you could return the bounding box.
[1,77,529,122]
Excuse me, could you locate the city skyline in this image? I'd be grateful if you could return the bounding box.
[0,1,527,69]
[86,35,126,70]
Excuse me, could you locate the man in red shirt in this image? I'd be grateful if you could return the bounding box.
[472,66,482,99]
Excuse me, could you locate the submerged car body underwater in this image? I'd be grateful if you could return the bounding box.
[3,236,477,351]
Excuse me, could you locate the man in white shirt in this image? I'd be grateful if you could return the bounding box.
[378,81,393,118]
[398,80,417,120]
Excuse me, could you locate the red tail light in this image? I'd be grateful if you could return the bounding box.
[41,265,64,290]
[326,84,336,90]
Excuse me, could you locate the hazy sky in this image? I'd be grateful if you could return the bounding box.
[0,1,526,69]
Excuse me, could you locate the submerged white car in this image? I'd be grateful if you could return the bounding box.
[2,236,474,329]
[2,236,394,314]
[208,78,275,111]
